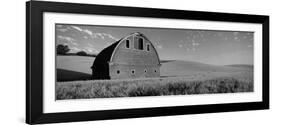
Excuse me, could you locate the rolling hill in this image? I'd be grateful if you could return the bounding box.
[56,55,253,81]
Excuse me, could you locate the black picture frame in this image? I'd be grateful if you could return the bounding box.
[26,1,269,124]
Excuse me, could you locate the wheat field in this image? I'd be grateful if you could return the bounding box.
[56,74,253,100]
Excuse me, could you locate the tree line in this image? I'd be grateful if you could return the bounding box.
[56,44,96,57]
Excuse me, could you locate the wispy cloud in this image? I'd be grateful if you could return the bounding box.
[57,28,68,32]
[192,42,200,46]
[69,46,81,52]
[94,33,104,39]
[71,26,95,37]
[177,40,184,48]
[83,47,100,54]
[71,26,83,32]
[58,35,74,42]
[84,29,93,36]
[154,37,163,50]
[57,35,78,46]
[101,33,119,41]
[156,45,163,49]
[177,38,199,52]
[83,36,88,39]
[70,25,119,41]
[56,25,71,32]
[69,46,99,54]
[91,33,118,41]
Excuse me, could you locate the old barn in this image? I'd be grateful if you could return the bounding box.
[91,32,161,79]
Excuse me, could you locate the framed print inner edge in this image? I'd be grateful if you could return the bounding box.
[44,12,263,113]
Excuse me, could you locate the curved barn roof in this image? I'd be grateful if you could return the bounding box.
[92,32,160,68]
[92,40,120,66]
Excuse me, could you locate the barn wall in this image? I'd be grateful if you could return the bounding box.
[109,34,161,79]
[109,64,160,79]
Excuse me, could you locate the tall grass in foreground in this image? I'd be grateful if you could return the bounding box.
[56,77,253,100]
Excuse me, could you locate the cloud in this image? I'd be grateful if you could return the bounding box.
[190,42,200,51]
[88,32,119,41]
[56,25,71,32]
[96,33,104,39]
[58,35,74,42]
[70,25,119,41]
[153,37,163,50]
[57,35,78,46]
[102,33,119,41]
[247,45,253,48]
[71,26,83,32]
[192,42,200,46]
[71,26,94,37]
[69,46,99,54]
[70,47,81,52]
[84,47,100,54]
[83,29,93,36]
[156,45,163,49]
[57,28,68,32]
[71,42,78,46]
[178,40,189,50]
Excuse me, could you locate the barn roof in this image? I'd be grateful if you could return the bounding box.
[92,39,120,66]
[92,32,160,68]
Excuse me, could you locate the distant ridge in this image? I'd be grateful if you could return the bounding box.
[160,60,253,77]
[225,64,253,69]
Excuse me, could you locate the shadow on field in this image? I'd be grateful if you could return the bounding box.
[57,68,92,81]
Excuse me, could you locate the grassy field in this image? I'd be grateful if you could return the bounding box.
[56,55,253,100]
[56,75,253,100]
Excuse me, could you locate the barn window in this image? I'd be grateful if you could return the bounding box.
[125,40,130,48]
[134,37,138,49]
[146,44,150,51]
[144,69,147,73]
[138,38,144,50]
[154,70,157,73]
[131,69,135,74]
[135,37,144,50]
[117,70,120,74]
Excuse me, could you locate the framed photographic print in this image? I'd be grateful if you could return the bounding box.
[26,1,269,124]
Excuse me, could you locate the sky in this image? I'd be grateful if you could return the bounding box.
[56,24,254,65]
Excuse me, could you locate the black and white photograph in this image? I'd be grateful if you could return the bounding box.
[24,1,270,124]
[55,24,254,100]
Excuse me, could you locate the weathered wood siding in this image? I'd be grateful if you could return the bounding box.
[109,34,160,79]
